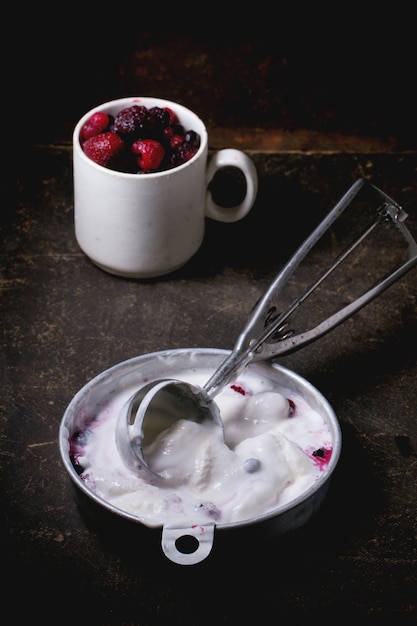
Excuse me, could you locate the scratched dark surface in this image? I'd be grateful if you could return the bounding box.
[7,25,417,624]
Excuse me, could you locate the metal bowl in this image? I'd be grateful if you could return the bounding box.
[59,348,341,565]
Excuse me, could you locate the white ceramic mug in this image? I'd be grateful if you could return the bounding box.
[73,97,258,278]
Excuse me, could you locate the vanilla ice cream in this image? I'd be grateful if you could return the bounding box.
[68,363,333,529]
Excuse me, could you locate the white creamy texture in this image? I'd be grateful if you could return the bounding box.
[76,368,332,527]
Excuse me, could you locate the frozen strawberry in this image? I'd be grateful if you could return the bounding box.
[131,139,165,171]
[82,132,125,167]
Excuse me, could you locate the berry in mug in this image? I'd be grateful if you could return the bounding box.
[80,104,201,174]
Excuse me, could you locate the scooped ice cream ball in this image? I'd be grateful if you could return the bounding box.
[225,391,291,448]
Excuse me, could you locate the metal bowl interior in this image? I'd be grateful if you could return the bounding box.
[59,348,342,565]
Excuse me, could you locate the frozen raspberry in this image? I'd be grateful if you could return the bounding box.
[112,105,149,140]
[131,138,165,171]
[83,132,125,168]
[80,112,112,142]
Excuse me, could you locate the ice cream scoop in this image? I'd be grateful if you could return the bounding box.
[116,178,417,477]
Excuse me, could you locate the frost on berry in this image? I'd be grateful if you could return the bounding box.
[83,132,125,168]
[112,105,149,140]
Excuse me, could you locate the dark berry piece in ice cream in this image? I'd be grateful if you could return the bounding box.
[195,501,221,520]
[243,458,261,473]
[83,132,125,168]
[80,112,112,142]
[69,430,90,474]
[131,139,165,171]
[312,448,329,459]
[231,383,249,396]
[71,457,85,475]
[311,447,332,469]
[288,399,296,416]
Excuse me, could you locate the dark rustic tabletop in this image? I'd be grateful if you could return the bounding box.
[7,25,417,625]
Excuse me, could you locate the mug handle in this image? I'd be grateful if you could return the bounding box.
[205,148,258,223]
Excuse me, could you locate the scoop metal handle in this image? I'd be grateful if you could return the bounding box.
[202,179,417,399]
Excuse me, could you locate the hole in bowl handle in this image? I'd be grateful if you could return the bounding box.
[161,523,215,565]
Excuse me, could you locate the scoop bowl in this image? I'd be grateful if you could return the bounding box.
[115,378,224,478]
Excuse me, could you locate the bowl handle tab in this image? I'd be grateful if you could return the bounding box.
[161,522,215,565]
